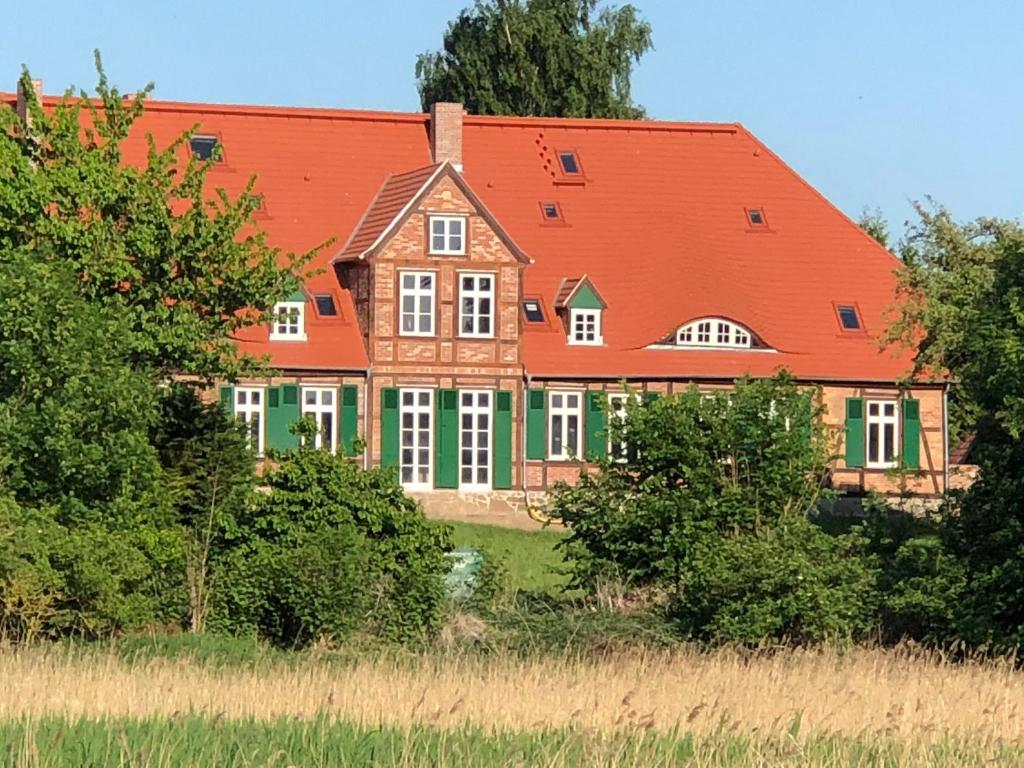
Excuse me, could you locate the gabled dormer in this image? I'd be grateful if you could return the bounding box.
[269,290,308,341]
[554,275,606,346]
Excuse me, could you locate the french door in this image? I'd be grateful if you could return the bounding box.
[400,389,433,489]
[459,390,491,490]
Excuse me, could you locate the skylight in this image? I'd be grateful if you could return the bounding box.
[746,208,766,227]
[314,294,338,317]
[558,151,580,175]
[190,135,220,162]
[522,299,545,323]
[541,202,563,222]
[837,305,862,331]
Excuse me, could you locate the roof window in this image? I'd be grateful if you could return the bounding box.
[314,294,338,317]
[676,318,754,349]
[746,208,767,227]
[837,305,862,331]
[522,299,545,323]
[540,202,563,222]
[190,135,221,162]
[558,151,581,175]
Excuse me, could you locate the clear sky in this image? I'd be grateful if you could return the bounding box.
[4,0,1020,232]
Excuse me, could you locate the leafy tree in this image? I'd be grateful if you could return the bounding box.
[416,0,652,118]
[857,206,891,250]
[0,56,314,381]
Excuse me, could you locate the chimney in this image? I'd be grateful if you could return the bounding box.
[430,102,464,171]
[16,78,43,127]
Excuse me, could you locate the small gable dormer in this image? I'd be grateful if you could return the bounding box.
[555,275,606,346]
[270,291,308,341]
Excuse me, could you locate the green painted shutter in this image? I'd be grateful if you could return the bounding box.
[380,388,399,476]
[219,385,234,414]
[494,391,513,489]
[526,388,547,460]
[435,389,459,489]
[902,398,921,469]
[266,385,300,451]
[340,385,359,456]
[844,398,865,468]
[585,391,607,461]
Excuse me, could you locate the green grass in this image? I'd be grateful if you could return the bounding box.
[444,520,572,595]
[2,715,1018,767]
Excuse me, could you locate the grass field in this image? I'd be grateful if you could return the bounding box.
[4,643,1024,766]
[445,519,571,595]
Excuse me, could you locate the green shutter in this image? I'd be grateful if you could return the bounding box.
[902,398,921,470]
[219,386,234,414]
[380,388,399,476]
[643,391,661,404]
[435,389,459,489]
[844,397,865,468]
[585,391,607,461]
[340,385,359,456]
[494,391,513,489]
[266,385,300,451]
[526,388,547,460]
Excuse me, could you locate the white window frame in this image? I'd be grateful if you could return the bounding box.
[458,272,495,338]
[676,317,751,348]
[398,271,435,337]
[234,387,265,455]
[429,215,466,255]
[270,301,307,341]
[866,399,900,469]
[569,308,603,345]
[607,392,635,462]
[548,391,583,461]
[459,390,492,491]
[400,388,434,490]
[301,387,337,453]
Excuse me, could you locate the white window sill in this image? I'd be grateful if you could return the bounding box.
[865,462,898,470]
[567,339,603,346]
[399,331,436,338]
[429,250,466,257]
[459,333,495,340]
[269,334,308,342]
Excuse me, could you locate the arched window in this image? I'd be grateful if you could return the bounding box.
[675,318,753,349]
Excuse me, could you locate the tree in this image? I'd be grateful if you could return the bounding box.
[416,0,652,118]
[857,206,891,250]
[0,55,314,382]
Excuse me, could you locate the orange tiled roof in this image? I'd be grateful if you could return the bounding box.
[1,94,917,382]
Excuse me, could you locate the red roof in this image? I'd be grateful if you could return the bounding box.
[4,94,915,382]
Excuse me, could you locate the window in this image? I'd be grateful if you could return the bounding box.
[234,388,264,455]
[866,400,899,468]
[400,389,433,488]
[548,391,582,460]
[746,208,766,227]
[302,388,336,452]
[540,202,563,222]
[429,215,465,255]
[314,294,338,317]
[522,299,545,324]
[837,305,862,331]
[558,151,581,175]
[270,301,306,340]
[459,273,494,337]
[460,391,491,489]
[675,318,752,349]
[400,272,435,336]
[569,308,602,345]
[190,135,221,162]
[608,393,632,461]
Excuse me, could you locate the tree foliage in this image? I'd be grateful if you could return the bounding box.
[857,206,891,250]
[416,0,652,118]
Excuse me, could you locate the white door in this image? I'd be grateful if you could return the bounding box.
[400,389,433,489]
[460,390,491,490]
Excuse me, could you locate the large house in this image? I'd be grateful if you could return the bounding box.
[7,85,949,517]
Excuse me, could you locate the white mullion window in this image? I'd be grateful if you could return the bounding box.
[607,393,633,461]
[234,387,265,455]
[866,400,899,468]
[399,271,435,336]
[270,301,306,341]
[429,215,466,255]
[459,273,494,337]
[548,391,583,460]
[400,389,433,489]
[569,309,602,345]
[459,390,492,490]
[302,387,336,452]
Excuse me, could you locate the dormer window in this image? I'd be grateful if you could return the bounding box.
[554,275,607,347]
[270,301,306,341]
[676,318,754,349]
[570,308,602,345]
[429,215,465,255]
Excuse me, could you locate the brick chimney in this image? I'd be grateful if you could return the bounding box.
[430,102,464,171]
[16,78,42,127]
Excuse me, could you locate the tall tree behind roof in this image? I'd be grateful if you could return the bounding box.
[415,0,652,119]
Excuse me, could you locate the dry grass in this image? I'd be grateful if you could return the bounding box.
[2,644,1023,748]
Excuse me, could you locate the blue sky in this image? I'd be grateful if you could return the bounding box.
[4,0,1020,232]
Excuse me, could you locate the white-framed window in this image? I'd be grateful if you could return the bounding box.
[459,390,491,490]
[548,391,582,460]
[399,271,435,336]
[400,389,433,489]
[302,387,336,452]
[607,392,633,461]
[569,308,602,345]
[234,387,265,455]
[676,317,751,348]
[459,273,494,337]
[270,301,306,341]
[429,215,466,255]
[866,400,899,469]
